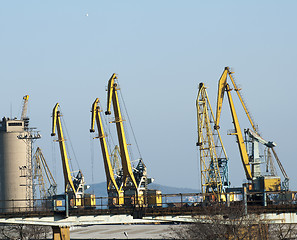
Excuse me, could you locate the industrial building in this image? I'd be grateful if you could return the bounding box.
[0,117,32,212]
[0,96,40,212]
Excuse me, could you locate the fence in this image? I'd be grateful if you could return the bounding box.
[0,191,295,217]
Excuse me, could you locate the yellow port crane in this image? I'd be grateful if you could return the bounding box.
[104,73,161,206]
[51,103,95,207]
[90,98,124,206]
[196,82,229,202]
[216,78,252,181]
[105,73,144,205]
[215,67,288,192]
[21,95,30,129]
[32,147,57,199]
[21,95,29,120]
[105,74,138,191]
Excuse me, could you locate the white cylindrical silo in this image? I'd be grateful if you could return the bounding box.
[0,117,32,212]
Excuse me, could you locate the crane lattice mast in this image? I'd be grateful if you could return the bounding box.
[196,83,229,202]
[33,147,57,199]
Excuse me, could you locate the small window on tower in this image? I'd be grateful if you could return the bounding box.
[8,122,22,126]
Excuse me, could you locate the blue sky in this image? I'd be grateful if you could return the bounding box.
[0,1,297,192]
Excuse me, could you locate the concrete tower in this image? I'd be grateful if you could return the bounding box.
[0,117,32,212]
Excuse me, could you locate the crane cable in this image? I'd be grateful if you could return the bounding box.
[60,111,81,172]
[117,81,142,160]
[89,134,94,192]
[90,100,123,176]
[98,100,116,155]
[51,139,57,184]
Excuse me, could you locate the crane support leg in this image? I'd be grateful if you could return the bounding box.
[52,226,70,240]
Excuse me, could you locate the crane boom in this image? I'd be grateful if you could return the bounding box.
[105,73,138,190]
[33,147,57,198]
[215,68,252,180]
[225,84,252,180]
[271,148,289,180]
[21,95,29,120]
[51,103,76,193]
[215,68,228,129]
[215,67,257,132]
[227,68,257,132]
[90,98,121,193]
[105,74,115,115]
[246,128,276,148]
[36,148,57,191]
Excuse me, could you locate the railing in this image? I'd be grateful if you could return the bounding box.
[0,191,296,217]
